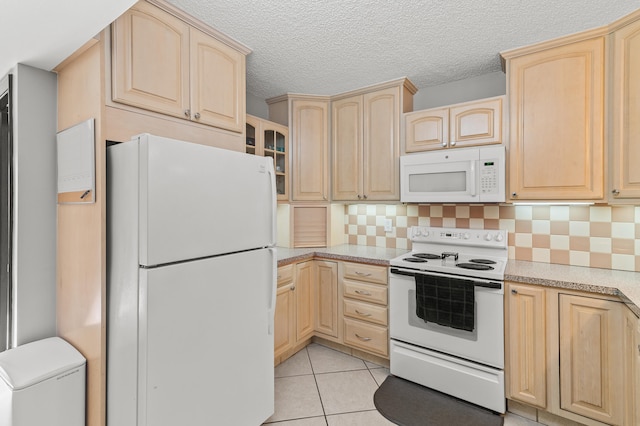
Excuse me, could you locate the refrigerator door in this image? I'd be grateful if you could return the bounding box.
[112,134,276,267]
[110,248,275,426]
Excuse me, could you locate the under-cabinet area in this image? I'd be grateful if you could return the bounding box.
[275,252,394,367]
[277,247,640,426]
[506,283,639,426]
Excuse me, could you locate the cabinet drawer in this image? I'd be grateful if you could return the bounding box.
[344,299,388,326]
[344,318,388,357]
[343,263,387,285]
[343,280,387,305]
[277,264,294,286]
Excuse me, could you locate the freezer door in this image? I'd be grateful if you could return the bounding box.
[134,248,275,426]
[135,134,276,266]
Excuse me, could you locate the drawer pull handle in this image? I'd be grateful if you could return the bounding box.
[355,310,372,317]
[355,290,372,296]
[355,272,372,277]
[355,333,371,341]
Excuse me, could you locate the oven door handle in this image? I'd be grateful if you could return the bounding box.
[391,268,502,290]
[390,268,416,277]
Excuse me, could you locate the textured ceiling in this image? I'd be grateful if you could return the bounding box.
[1,1,638,102]
[166,0,638,99]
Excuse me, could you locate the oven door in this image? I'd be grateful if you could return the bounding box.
[389,267,504,368]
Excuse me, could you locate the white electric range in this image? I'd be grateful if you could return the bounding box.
[389,226,508,414]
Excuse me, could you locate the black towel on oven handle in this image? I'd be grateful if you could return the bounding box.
[415,274,475,332]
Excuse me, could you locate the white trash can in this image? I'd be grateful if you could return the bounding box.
[0,337,86,426]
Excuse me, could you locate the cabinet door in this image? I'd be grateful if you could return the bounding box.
[190,28,245,133]
[274,283,295,359]
[112,1,190,118]
[263,122,289,200]
[363,87,400,200]
[507,37,604,200]
[295,261,314,341]
[507,283,546,408]
[449,97,503,148]
[611,18,640,200]
[404,108,449,152]
[332,95,363,201]
[291,100,328,201]
[559,294,624,425]
[314,261,338,337]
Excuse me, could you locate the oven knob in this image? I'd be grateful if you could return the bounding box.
[422,230,430,237]
[414,228,422,237]
[463,232,470,240]
[484,233,492,241]
[495,233,504,242]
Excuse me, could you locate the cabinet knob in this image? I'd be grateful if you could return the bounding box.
[184,109,190,117]
[363,194,368,199]
[511,192,518,198]
[511,289,518,295]
[450,141,456,146]
[194,112,201,120]
[612,189,620,196]
[290,285,295,291]
[357,195,362,199]
[441,141,447,147]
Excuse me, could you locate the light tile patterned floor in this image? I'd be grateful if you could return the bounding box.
[263,343,543,426]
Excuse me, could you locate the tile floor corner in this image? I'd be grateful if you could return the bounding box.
[263,343,543,426]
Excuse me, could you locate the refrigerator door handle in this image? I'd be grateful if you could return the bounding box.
[267,247,277,336]
[266,161,277,246]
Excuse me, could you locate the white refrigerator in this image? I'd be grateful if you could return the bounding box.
[107,134,276,426]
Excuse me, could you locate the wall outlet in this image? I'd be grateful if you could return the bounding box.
[384,219,393,232]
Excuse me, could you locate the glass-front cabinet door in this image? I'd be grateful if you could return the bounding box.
[246,115,288,200]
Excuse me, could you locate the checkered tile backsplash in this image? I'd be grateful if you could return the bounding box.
[344,204,640,272]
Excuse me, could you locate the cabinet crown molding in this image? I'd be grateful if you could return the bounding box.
[266,77,417,105]
[144,0,252,55]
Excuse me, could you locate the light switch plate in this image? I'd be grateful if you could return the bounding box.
[384,219,393,232]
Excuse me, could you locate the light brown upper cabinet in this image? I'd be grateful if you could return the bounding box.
[246,115,289,200]
[404,96,503,153]
[267,94,330,201]
[332,79,416,201]
[112,1,246,133]
[501,36,605,201]
[610,11,640,202]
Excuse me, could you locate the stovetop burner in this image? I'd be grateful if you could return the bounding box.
[456,263,495,271]
[403,257,429,263]
[390,226,508,280]
[469,259,496,265]
[413,253,442,260]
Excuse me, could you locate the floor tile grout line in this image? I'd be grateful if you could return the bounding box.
[305,346,330,425]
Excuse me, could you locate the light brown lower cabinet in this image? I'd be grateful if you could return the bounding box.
[506,282,638,425]
[274,259,388,365]
[341,262,389,357]
[273,261,315,362]
[314,260,339,338]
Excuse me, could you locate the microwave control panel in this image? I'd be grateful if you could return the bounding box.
[480,160,499,194]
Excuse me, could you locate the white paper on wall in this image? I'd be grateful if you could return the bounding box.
[56,118,95,204]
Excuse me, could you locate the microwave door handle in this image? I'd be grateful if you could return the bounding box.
[469,161,477,197]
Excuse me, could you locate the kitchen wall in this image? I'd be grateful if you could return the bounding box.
[344,204,640,272]
[412,70,506,110]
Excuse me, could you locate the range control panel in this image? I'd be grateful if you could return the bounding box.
[409,226,508,249]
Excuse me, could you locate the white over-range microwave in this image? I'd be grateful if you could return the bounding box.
[400,145,505,203]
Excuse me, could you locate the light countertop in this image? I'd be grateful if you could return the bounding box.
[276,244,640,316]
